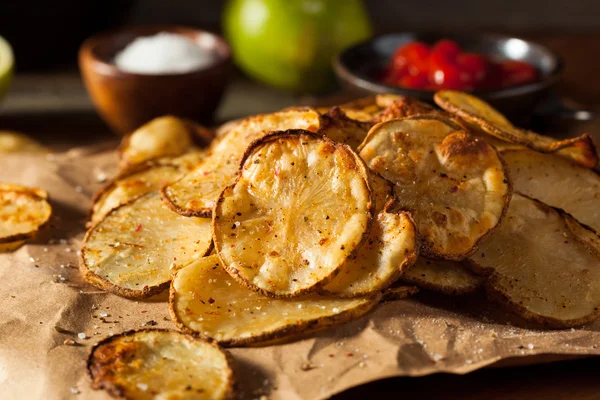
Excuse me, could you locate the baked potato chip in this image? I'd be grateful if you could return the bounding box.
[321,107,371,150]
[434,90,598,168]
[170,255,380,346]
[213,131,373,297]
[502,149,600,232]
[169,149,209,171]
[0,183,47,199]
[359,116,510,260]
[81,192,212,298]
[401,257,482,295]
[469,194,600,328]
[162,109,322,217]
[90,164,182,227]
[119,116,213,170]
[322,173,418,297]
[382,284,420,301]
[0,131,47,153]
[0,187,52,250]
[88,329,235,400]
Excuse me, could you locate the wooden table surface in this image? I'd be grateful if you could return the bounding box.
[1,34,599,399]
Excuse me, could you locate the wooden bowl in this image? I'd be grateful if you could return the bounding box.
[79,25,232,134]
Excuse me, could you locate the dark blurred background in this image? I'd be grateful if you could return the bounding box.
[1,0,599,71]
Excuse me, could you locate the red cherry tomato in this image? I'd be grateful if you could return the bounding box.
[501,60,538,88]
[431,39,461,63]
[429,63,464,90]
[399,73,428,89]
[457,53,487,87]
[392,41,430,76]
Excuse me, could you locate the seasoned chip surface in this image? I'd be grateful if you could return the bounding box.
[0,188,52,244]
[213,131,373,297]
[81,192,212,298]
[170,255,379,345]
[88,329,235,400]
[90,164,182,227]
[322,173,418,297]
[469,194,600,327]
[401,257,482,295]
[359,117,510,260]
[162,109,322,217]
[502,149,600,232]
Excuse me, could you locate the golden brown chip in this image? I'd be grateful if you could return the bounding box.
[161,108,322,217]
[359,116,511,260]
[468,194,600,328]
[168,149,209,171]
[88,329,235,400]
[81,192,212,298]
[89,164,182,227]
[0,187,52,250]
[320,106,371,150]
[213,130,373,297]
[502,149,600,232]
[401,257,482,295]
[0,131,48,153]
[0,183,48,199]
[321,173,418,297]
[434,90,598,168]
[170,255,380,346]
[382,284,420,301]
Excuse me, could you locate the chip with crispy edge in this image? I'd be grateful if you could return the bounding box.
[161,108,322,217]
[359,116,511,260]
[434,90,598,168]
[320,106,371,150]
[382,284,420,301]
[321,173,418,297]
[502,148,600,232]
[90,164,182,227]
[119,116,213,170]
[468,194,600,328]
[88,329,235,400]
[213,130,373,297]
[170,255,380,346]
[401,257,482,295]
[81,192,212,298]
[0,187,52,251]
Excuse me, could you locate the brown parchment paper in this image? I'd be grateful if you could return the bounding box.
[0,146,599,400]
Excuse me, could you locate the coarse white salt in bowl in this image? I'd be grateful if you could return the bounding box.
[114,32,218,75]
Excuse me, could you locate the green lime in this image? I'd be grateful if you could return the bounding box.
[0,36,14,101]
[224,0,372,93]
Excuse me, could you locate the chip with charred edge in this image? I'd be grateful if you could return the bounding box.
[468,193,600,328]
[90,164,182,227]
[119,116,213,170]
[434,90,598,168]
[320,107,371,150]
[170,255,380,346]
[401,257,482,295]
[161,108,322,217]
[81,192,212,299]
[502,149,600,232]
[359,116,511,260]
[382,284,420,301]
[88,329,235,400]
[321,173,418,297]
[0,188,52,251]
[0,131,48,153]
[213,130,373,297]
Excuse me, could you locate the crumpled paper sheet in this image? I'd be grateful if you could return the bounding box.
[0,146,598,400]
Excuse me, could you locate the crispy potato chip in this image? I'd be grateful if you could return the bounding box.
[119,116,213,170]
[90,164,182,227]
[0,131,47,153]
[213,131,373,297]
[359,116,510,260]
[502,149,600,232]
[81,192,212,298]
[320,107,371,150]
[169,149,209,171]
[382,284,420,301]
[162,109,322,217]
[88,329,235,400]
[468,194,600,328]
[215,118,242,138]
[170,255,380,345]
[322,173,418,297]
[434,90,598,168]
[0,183,47,199]
[0,187,52,250]
[401,257,482,295]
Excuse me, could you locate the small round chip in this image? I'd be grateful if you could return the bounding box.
[81,192,212,298]
[359,116,510,260]
[401,257,482,295]
[0,186,52,250]
[88,329,235,400]
[170,255,380,346]
[213,130,373,297]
